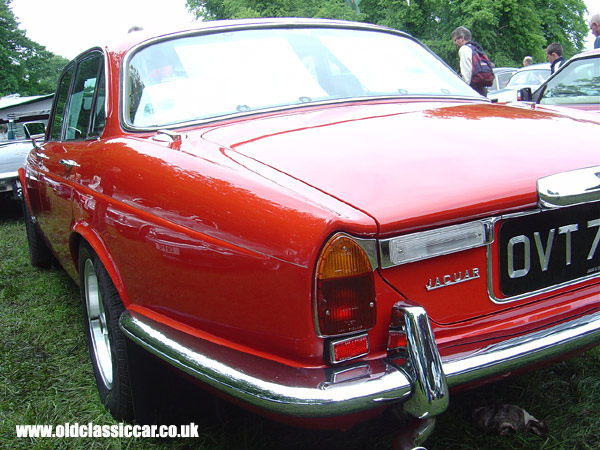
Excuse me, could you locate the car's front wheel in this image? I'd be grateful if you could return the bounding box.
[79,242,133,421]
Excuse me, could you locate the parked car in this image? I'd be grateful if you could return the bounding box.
[519,49,600,112]
[0,121,46,200]
[487,67,518,94]
[20,18,600,446]
[488,63,551,103]
[0,141,29,199]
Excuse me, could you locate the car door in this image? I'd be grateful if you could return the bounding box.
[32,51,105,271]
[25,63,74,223]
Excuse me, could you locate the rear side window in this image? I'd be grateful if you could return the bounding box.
[49,66,74,141]
[65,54,104,141]
[89,69,106,138]
[49,51,106,142]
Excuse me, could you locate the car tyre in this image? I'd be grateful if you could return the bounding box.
[79,242,134,421]
[22,199,53,268]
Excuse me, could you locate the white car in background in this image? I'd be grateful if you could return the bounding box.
[487,67,518,94]
[489,63,551,103]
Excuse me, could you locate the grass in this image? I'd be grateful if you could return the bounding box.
[1,197,600,449]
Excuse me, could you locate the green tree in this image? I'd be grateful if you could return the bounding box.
[360,0,587,68]
[186,0,588,69]
[187,0,361,21]
[0,0,68,97]
[536,0,588,58]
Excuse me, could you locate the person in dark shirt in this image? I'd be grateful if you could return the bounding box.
[546,43,565,74]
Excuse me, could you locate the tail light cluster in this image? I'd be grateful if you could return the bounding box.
[315,234,376,337]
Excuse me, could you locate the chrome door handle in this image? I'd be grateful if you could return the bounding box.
[59,159,80,168]
[34,151,49,160]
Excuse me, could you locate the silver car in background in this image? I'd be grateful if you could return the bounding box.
[488,63,551,103]
[0,121,45,199]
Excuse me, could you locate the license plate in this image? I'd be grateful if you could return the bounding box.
[499,202,600,297]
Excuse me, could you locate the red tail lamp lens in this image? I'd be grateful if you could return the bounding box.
[316,235,376,336]
[388,331,407,350]
[388,304,408,355]
[390,305,406,328]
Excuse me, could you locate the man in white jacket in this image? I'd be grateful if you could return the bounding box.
[451,26,487,97]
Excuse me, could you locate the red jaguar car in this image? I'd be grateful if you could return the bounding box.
[20,18,600,446]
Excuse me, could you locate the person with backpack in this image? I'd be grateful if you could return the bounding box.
[451,26,494,97]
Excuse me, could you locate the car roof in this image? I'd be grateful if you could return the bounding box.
[570,48,600,59]
[82,18,410,60]
[516,62,551,72]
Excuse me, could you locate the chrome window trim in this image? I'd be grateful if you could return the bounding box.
[122,96,480,133]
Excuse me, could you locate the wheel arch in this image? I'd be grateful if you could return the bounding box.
[70,223,131,307]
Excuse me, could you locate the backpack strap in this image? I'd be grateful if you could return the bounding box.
[466,41,483,53]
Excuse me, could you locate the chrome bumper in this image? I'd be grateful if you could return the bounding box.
[119,307,600,419]
[0,172,19,194]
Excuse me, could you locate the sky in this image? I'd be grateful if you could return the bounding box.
[11,0,198,59]
[9,0,600,60]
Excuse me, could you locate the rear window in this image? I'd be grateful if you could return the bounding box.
[125,27,477,128]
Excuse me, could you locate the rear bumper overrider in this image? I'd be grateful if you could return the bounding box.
[119,306,600,419]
